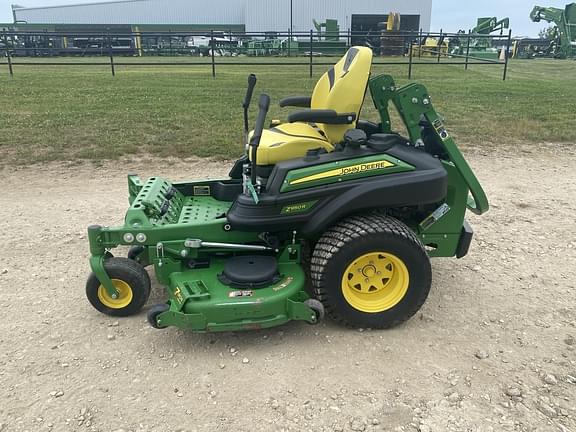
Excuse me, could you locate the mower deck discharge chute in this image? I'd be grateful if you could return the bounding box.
[85,46,488,332]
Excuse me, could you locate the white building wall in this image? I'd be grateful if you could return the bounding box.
[246,0,432,33]
[14,0,431,31]
[14,0,245,25]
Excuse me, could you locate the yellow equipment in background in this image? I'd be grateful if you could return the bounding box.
[380,12,403,55]
[412,36,449,57]
[387,12,401,31]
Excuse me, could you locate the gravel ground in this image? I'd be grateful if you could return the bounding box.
[0,145,575,432]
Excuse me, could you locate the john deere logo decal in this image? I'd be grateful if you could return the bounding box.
[340,160,394,175]
[290,160,395,186]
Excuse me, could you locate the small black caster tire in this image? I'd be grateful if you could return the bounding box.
[305,298,325,324]
[148,304,170,329]
[128,246,146,262]
[86,257,151,317]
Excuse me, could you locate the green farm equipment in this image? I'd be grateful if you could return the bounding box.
[298,19,348,55]
[246,38,282,56]
[85,47,489,333]
[246,34,298,57]
[471,17,510,38]
[450,17,510,60]
[313,19,340,41]
[530,3,576,58]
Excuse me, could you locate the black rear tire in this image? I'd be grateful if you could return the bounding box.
[310,214,431,329]
[86,257,151,317]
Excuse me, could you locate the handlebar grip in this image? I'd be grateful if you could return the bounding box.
[250,94,270,184]
[243,74,257,109]
[258,93,270,111]
[251,94,271,146]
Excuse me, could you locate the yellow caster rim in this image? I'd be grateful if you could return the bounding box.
[97,279,134,309]
[341,252,409,313]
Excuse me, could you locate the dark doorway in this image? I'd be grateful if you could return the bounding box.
[351,14,421,50]
[351,14,421,33]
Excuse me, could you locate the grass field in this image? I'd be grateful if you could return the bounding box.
[0,57,574,165]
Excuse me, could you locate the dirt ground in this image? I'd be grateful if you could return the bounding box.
[1,145,575,432]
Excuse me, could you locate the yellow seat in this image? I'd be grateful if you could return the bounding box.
[252,123,334,166]
[253,46,373,166]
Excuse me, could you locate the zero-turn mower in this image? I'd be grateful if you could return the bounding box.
[85,46,489,332]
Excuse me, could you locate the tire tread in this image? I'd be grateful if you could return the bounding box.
[310,213,431,329]
[86,257,151,317]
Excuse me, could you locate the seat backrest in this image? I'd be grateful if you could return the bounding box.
[310,46,373,144]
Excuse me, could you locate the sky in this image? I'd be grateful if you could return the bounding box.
[0,0,570,37]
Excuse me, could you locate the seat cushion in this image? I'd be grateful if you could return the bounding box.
[251,123,334,166]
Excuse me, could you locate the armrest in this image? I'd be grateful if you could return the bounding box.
[287,109,357,125]
[279,96,312,108]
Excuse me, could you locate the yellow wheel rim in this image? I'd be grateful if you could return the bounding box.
[97,279,133,309]
[341,252,409,313]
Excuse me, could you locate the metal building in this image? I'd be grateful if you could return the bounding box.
[12,0,245,27]
[11,0,433,32]
[246,0,432,33]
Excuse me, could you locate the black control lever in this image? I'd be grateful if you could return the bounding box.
[250,93,271,185]
[243,74,257,138]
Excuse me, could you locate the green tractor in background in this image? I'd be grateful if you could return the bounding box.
[85,47,488,333]
[530,3,576,59]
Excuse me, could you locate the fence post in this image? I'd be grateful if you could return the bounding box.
[503,29,512,81]
[418,28,423,59]
[465,31,471,70]
[437,29,443,64]
[107,30,115,77]
[408,38,414,79]
[309,30,313,78]
[347,28,351,49]
[229,29,233,56]
[3,29,14,77]
[288,28,291,57]
[211,30,216,78]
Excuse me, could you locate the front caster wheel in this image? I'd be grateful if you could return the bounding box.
[86,257,151,317]
[128,246,146,262]
[147,304,170,329]
[304,298,325,324]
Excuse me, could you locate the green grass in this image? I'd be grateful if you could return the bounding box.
[0,57,574,165]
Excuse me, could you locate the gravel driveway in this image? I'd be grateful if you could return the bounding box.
[1,146,575,432]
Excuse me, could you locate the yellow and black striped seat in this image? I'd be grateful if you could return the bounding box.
[252,47,373,166]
